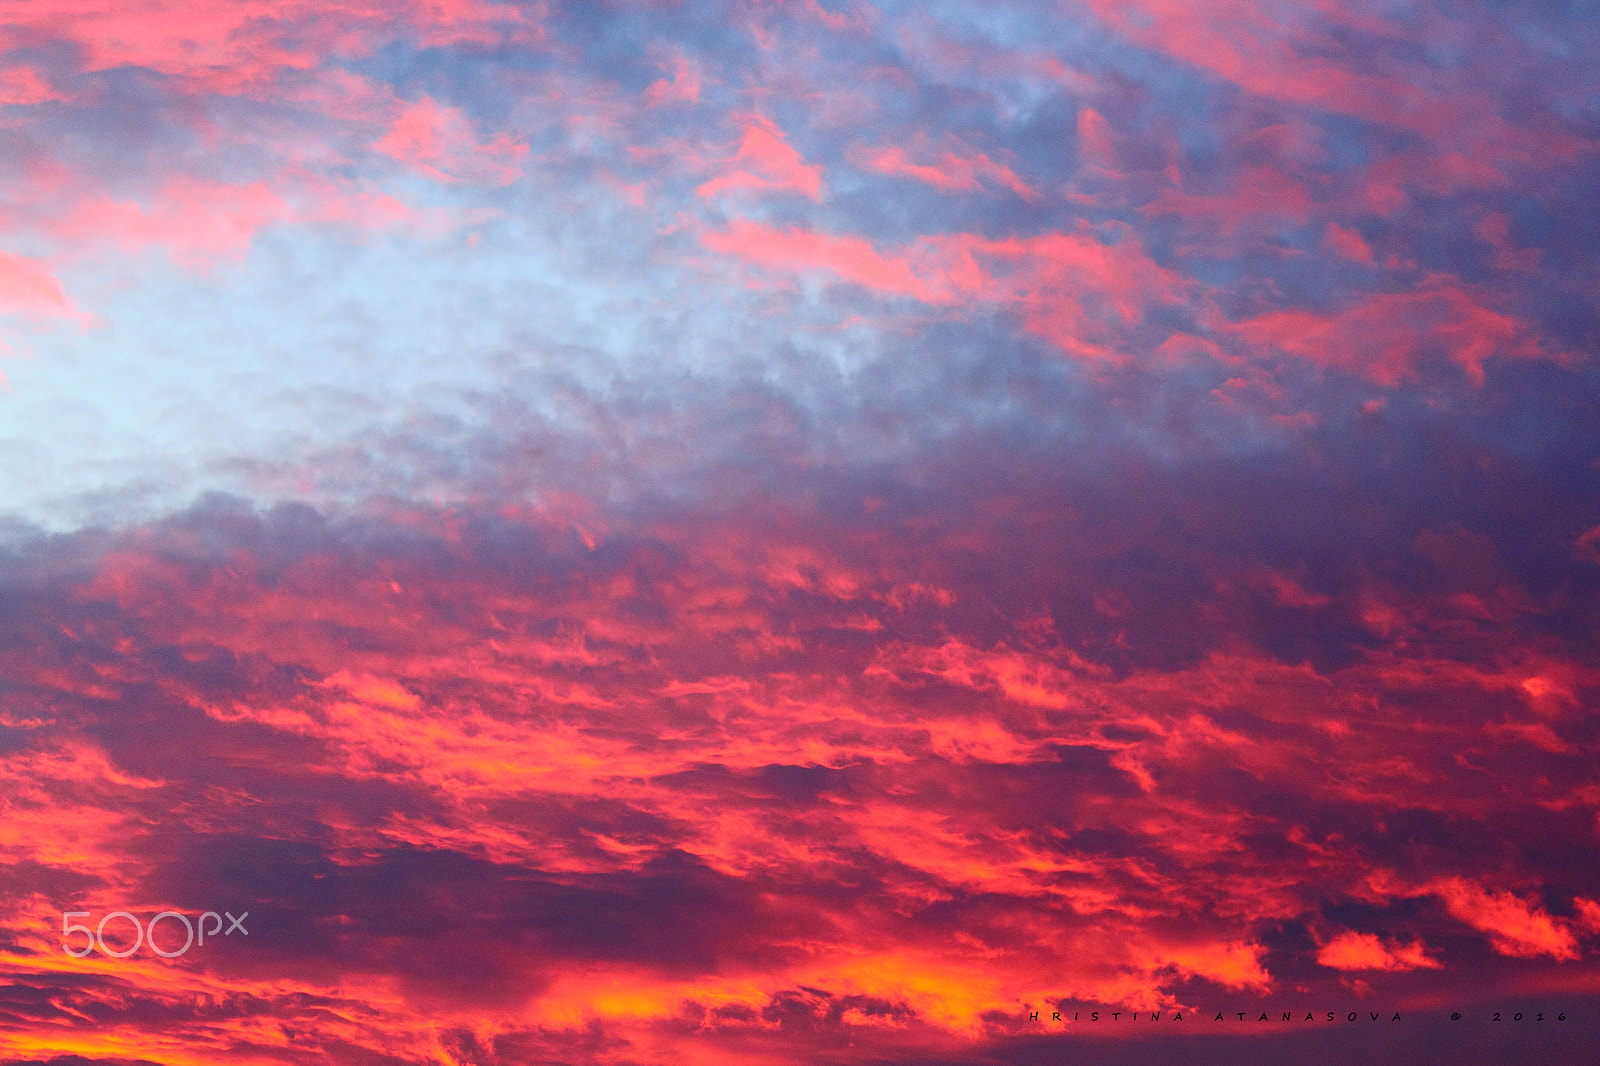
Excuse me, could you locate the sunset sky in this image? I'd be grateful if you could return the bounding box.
[1,1,1599,1063]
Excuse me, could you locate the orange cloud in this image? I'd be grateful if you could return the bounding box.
[1430,879,1579,960]
[1315,930,1441,971]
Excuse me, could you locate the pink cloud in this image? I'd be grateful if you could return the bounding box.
[0,0,536,93]
[1226,281,1537,386]
[954,229,1188,361]
[62,179,292,264]
[701,218,936,299]
[1141,164,1316,232]
[1077,0,1462,139]
[1075,108,1120,175]
[1576,525,1600,565]
[1473,212,1541,274]
[0,64,60,105]
[32,171,420,269]
[854,144,1037,200]
[696,116,824,200]
[0,250,76,317]
[1076,0,1590,199]
[644,52,702,107]
[1325,222,1374,263]
[700,219,1189,362]
[373,96,530,186]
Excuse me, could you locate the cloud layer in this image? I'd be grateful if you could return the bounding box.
[1,1,1598,1063]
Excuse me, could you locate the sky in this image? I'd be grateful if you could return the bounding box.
[1,1,1599,1063]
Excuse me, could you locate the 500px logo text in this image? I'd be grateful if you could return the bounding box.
[61,910,249,958]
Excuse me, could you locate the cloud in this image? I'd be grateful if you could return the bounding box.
[1429,879,1579,961]
[1225,281,1538,386]
[1315,931,1440,972]
[0,374,1596,1056]
[0,0,536,91]
[0,251,78,318]
[700,220,1190,362]
[0,1,1598,1063]
[374,96,530,186]
[853,143,1037,200]
[696,116,824,200]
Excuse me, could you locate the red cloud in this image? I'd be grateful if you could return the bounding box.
[0,469,1592,1063]
[0,0,1596,1061]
